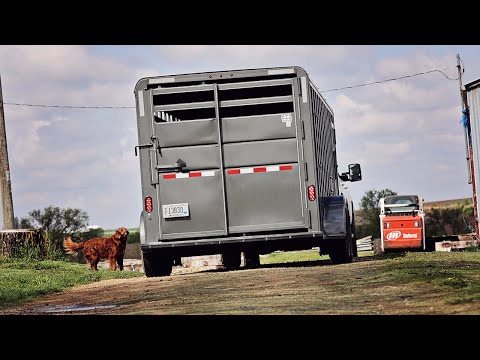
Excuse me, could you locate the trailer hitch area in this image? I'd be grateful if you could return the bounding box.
[155,159,188,173]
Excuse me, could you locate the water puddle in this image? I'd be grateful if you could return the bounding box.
[33,304,117,313]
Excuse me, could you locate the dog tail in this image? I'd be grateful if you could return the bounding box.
[63,236,84,257]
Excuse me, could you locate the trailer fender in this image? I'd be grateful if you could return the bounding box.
[323,195,347,239]
[139,211,147,244]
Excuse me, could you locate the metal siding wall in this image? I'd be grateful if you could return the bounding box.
[309,84,338,226]
[468,86,480,224]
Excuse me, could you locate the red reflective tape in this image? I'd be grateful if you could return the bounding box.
[163,174,176,179]
[254,167,267,173]
[279,165,293,171]
[228,169,241,175]
[189,172,202,177]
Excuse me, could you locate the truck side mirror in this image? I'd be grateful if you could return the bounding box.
[348,163,362,182]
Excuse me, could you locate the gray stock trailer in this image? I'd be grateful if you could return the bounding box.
[134,66,362,277]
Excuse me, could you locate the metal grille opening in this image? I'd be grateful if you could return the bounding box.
[153,90,214,106]
[220,102,294,118]
[154,107,216,122]
[219,84,292,101]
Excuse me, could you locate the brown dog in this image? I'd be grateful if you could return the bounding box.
[63,227,130,271]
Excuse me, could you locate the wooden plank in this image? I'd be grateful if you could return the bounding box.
[435,240,480,252]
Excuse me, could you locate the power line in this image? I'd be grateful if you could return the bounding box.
[319,66,458,94]
[0,66,459,109]
[2,102,135,109]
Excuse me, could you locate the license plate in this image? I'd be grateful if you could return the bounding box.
[162,203,189,218]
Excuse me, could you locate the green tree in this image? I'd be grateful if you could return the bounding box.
[358,188,397,239]
[425,205,474,236]
[19,205,89,248]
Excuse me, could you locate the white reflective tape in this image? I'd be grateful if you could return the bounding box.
[176,173,189,179]
[268,68,295,76]
[149,77,175,84]
[241,168,254,174]
[202,171,215,177]
[301,77,308,103]
[266,165,280,172]
[138,91,145,117]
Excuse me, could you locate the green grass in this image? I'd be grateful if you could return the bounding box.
[260,249,373,264]
[261,249,328,264]
[0,257,143,309]
[423,198,473,209]
[103,227,139,237]
[376,251,480,305]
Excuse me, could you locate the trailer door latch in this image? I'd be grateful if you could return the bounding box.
[155,158,187,173]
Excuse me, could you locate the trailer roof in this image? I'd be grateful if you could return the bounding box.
[465,78,480,92]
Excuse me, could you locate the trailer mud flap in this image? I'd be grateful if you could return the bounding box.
[323,195,346,238]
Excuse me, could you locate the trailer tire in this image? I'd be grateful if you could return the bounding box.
[373,238,383,255]
[329,210,354,264]
[222,251,241,270]
[351,211,358,258]
[244,250,261,268]
[142,252,173,277]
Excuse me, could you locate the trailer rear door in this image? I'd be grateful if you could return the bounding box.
[149,78,306,240]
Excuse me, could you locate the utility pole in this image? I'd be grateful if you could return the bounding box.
[457,54,479,240]
[457,54,471,184]
[0,73,15,230]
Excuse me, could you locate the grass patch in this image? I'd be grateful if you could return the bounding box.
[262,250,480,306]
[104,228,139,237]
[383,251,480,304]
[103,228,140,244]
[261,249,328,264]
[0,257,143,309]
[261,249,373,265]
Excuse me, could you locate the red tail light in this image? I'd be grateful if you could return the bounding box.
[145,197,153,213]
[308,185,316,201]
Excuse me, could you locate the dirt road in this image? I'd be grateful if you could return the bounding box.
[2,254,480,315]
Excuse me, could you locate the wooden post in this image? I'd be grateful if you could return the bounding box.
[0,73,15,230]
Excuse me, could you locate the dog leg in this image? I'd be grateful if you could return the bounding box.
[109,257,117,271]
[95,259,101,271]
[86,254,99,272]
[116,257,124,271]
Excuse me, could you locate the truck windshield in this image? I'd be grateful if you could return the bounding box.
[384,195,419,213]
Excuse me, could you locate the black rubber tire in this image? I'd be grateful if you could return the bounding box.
[373,238,383,255]
[222,251,241,270]
[142,252,173,277]
[329,210,354,264]
[244,250,261,268]
[351,211,358,258]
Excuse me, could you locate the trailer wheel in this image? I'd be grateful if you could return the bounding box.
[222,251,241,270]
[329,211,354,264]
[142,252,173,277]
[372,238,384,255]
[244,250,261,268]
[351,211,358,258]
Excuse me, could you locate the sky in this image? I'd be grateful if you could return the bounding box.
[0,45,479,230]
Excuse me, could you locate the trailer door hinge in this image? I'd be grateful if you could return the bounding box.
[301,120,305,139]
[304,162,308,181]
[134,143,153,156]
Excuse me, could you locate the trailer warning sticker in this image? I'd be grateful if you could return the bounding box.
[281,114,292,127]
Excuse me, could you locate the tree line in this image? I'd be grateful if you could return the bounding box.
[15,205,139,253]
[14,188,475,254]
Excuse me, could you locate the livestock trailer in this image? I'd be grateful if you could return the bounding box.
[134,66,362,277]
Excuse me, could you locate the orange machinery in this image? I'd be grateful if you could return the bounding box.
[379,195,425,252]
